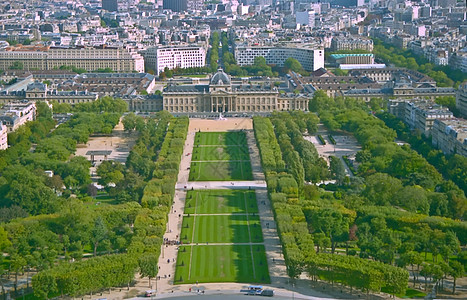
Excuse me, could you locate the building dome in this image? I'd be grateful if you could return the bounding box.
[210,68,231,85]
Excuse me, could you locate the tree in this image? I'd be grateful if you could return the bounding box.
[449,260,463,294]
[164,67,173,78]
[97,160,125,186]
[91,216,108,256]
[363,173,402,206]
[330,156,346,185]
[138,253,159,287]
[122,113,137,131]
[32,272,57,299]
[10,253,27,293]
[9,61,23,70]
[284,57,306,74]
[0,226,11,251]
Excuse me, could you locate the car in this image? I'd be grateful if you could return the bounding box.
[261,289,274,297]
[145,290,157,297]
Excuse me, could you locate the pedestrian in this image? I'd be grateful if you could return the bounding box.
[167,259,170,263]
[189,288,192,292]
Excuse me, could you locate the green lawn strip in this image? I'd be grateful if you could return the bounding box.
[252,245,270,283]
[174,245,192,283]
[174,245,268,284]
[180,215,262,244]
[189,161,253,181]
[184,190,258,214]
[381,287,426,298]
[194,132,247,146]
[191,145,250,161]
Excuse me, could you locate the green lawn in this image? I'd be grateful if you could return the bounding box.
[191,145,250,161]
[194,132,247,146]
[189,161,253,181]
[174,245,270,284]
[381,287,426,299]
[184,190,258,214]
[180,215,263,244]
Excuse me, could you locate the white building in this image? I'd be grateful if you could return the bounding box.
[0,124,7,150]
[0,101,36,132]
[143,46,206,76]
[234,44,324,71]
[296,10,315,28]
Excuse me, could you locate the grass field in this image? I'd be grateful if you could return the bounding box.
[176,130,270,285]
[174,245,270,284]
[180,215,263,244]
[191,145,250,161]
[194,132,247,146]
[184,190,258,214]
[189,161,253,181]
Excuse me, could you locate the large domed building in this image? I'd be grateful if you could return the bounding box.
[161,69,309,114]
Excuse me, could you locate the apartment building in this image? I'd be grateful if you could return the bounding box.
[0,101,36,132]
[143,46,206,76]
[330,37,374,52]
[0,45,145,73]
[457,82,467,118]
[388,98,453,136]
[0,124,7,150]
[0,80,98,106]
[432,118,467,157]
[234,44,324,71]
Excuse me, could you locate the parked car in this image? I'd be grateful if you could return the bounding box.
[261,289,274,297]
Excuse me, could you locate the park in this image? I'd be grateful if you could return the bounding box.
[175,130,270,285]
[188,132,253,181]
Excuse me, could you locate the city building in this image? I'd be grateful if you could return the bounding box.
[163,0,187,12]
[305,68,456,101]
[57,73,156,97]
[329,53,386,69]
[143,46,206,75]
[162,69,309,114]
[388,98,453,136]
[0,101,36,132]
[0,123,7,150]
[456,82,467,117]
[234,44,324,71]
[0,79,98,106]
[102,0,118,12]
[330,37,374,52]
[432,118,467,157]
[0,45,145,73]
[296,10,315,28]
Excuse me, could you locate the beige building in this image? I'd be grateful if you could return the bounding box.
[0,124,7,150]
[0,80,98,106]
[330,37,374,52]
[162,69,309,114]
[432,118,467,157]
[0,45,145,73]
[388,98,453,136]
